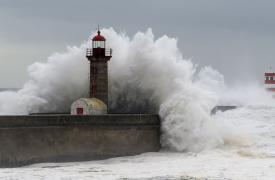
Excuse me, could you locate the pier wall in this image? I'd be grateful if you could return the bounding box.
[0,114,160,167]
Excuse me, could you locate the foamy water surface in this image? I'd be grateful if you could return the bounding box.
[1,105,275,180]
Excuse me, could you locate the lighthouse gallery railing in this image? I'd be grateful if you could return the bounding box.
[86,48,112,57]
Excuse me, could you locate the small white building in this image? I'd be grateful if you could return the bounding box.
[71,98,107,115]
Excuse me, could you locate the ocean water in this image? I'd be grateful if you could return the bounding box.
[0,105,275,180]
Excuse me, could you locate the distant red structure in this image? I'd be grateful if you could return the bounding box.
[265,72,275,92]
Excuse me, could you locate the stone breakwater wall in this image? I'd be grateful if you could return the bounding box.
[0,114,160,167]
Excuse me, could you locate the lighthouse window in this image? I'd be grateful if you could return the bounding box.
[93,41,105,48]
[271,77,274,81]
[266,77,269,81]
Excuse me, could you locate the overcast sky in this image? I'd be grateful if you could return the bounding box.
[0,0,275,88]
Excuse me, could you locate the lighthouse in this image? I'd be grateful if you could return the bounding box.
[86,29,112,105]
[264,71,275,98]
[71,29,112,115]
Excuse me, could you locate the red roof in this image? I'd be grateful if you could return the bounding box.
[265,80,275,84]
[92,30,106,41]
[265,73,275,76]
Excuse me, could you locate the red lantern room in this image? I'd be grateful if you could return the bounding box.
[86,29,112,58]
[91,30,105,57]
[92,30,106,48]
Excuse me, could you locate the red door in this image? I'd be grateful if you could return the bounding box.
[77,108,84,115]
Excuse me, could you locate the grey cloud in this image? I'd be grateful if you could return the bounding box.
[0,0,275,87]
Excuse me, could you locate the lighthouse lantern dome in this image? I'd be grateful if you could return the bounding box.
[92,30,105,48]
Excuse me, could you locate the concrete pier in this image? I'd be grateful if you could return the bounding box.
[0,114,160,167]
